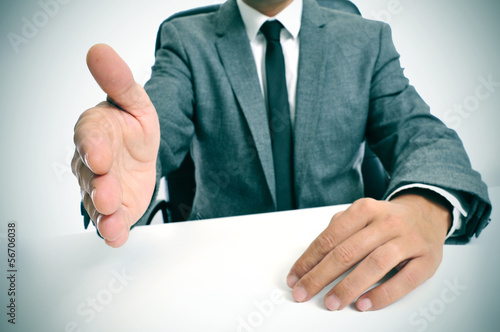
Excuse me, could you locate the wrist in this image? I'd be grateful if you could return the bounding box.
[390,189,452,238]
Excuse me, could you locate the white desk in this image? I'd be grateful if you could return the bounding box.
[3,187,499,332]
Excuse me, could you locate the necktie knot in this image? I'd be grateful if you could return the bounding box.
[260,20,283,42]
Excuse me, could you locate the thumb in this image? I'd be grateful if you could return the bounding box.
[86,43,154,118]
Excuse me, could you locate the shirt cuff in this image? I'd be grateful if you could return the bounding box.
[386,184,468,240]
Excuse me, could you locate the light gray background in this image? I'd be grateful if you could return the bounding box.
[0,0,498,330]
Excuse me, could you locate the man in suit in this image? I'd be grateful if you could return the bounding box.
[72,0,491,312]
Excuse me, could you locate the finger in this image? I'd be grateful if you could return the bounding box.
[105,230,130,248]
[78,152,122,215]
[97,207,131,248]
[90,172,122,216]
[355,257,436,311]
[73,108,114,175]
[287,211,347,287]
[71,149,81,177]
[75,157,96,194]
[72,150,89,190]
[86,44,155,118]
[324,238,409,311]
[291,220,394,303]
[82,191,100,224]
[83,190,130,248]
[287,199,380,288]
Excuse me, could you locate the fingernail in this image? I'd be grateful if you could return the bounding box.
[357,298,372,312]
[96,214,103,227]
[83,153,94,173]
[325,294,341,311]
[91,188,97,202]
[287,273,299,288]
[292,285,308,302]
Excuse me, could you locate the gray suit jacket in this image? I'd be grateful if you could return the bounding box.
[143,0,491,242]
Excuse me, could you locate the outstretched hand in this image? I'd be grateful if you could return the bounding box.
[72,44,160,247]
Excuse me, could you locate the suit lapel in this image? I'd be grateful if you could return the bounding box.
[214,0,277,204]
[294,0,328,189]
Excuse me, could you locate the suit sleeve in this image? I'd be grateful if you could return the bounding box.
[365,22,491,243]
[135,20,197,225]
[145,21,196,177]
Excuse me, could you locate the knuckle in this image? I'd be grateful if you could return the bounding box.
[303,271,323,291]
[383,240,401,258]
[74,110,111,145]
[76,167,84,188]
[302,255,321,271]
[74,109,95,135]
[337,276,356,299]
[366,252,392,273]
[332,243,357,267]
[98,101,112,108]
[315,233,337,253]
[79,167,95,194]
[77,170,86,192]
[83,194,99,223]
[294,258,314,275]
[329,211,344,225]
[377,283,396,304]
[71,151,80,176]
[353,197,378,215]
[402,269,420,290]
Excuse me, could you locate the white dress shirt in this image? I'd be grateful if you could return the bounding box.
[235,0,464,239]
[237,0,302,126]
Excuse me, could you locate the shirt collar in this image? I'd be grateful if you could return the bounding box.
[236,0,302,42]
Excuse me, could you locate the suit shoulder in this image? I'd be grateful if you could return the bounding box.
[321,8,386,29]
[158,7,218,35]
[318,8,392,45]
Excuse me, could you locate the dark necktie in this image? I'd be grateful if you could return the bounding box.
[261,20,295,211]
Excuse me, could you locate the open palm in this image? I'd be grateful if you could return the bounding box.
[72,44,160,247]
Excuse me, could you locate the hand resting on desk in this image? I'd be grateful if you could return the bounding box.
[287,194,451,312]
